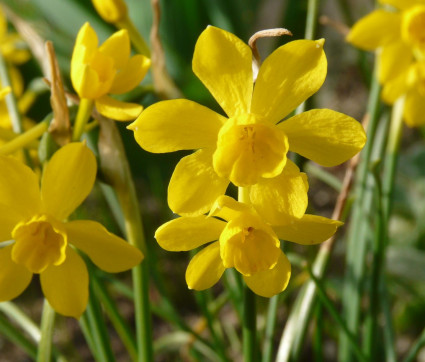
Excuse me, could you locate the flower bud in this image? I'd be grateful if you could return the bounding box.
[92,0,128,23]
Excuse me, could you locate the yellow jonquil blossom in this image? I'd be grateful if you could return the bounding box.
[347,0,425,126]
[71,22,150,121]
[0,142,143,318]
[91,0,128,24]
[129,26,366,221]
[156,196,342,297]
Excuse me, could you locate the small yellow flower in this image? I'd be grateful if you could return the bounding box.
[0,142,143,318]
[71,23,151,121]
[129,26,366,220]
[91,0,128,24]
[156,195,342,297]
[347,0,425,126]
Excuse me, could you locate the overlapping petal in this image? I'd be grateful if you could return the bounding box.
[65,220,143,273]
[98,29,130,69]
[40,247,88,318]
[0,155,40,219]
[193,26,253,117]
[95,95,143,121]
[404,89,425,127]
[273,215,343,245]
[186,241,225,290]
[244,252,291,298]
[41,142,97,220]
[155,215,225,251]
[250,160,308,224]
[110,55,151,94]
[0,245,32,301]
[278,109,366,167]
[378,41,413,83]
[251,39,327,124]
[168,149,229,215]
[209,195,252,221]
[381,70,410,103]
[347,10,402,51]
[129,99,225,152]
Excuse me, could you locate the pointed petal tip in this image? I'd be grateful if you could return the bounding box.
[316,38,325,48]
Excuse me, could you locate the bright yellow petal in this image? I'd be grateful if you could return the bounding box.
[0,155,41,219]
[250,160,308,224]
[273,215,343,245]
[74,22,98,52]
[381,69,410,104]
[168,149,229,216]
[128,99,226,152]
[209,195,252,221]
[244,251,291,298]
[0,245,33,301]
[65,220,143,272]
[186,241,225,290]
[0,204,22,242]
[92,0,128,23]
[347,10,401,51]
[155,215,225,251]
[99,29,130,69]
[251,39,327,124]
[95,96,143,121]
[72,64,102,99]
[192,26,253,117]
[404,89,425,127]
[378,41,413,83]
[110,55,151,94]
[278,109,366,167]
[41,142,97,220]
[40,247,88,318]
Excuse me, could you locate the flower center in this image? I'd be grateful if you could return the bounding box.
[219,214,281,276]
[11,215,67,274]
[213,113,289,187]
[402,5,425,57]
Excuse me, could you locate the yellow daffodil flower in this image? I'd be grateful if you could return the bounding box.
[129,26,366,219]
[156,195,342,297]
[71,22,150,121]
[0,142,143,318]
[91,0,128,24]
[347,0,425,126]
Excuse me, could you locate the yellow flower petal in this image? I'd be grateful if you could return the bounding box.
[278,109,366,167]
[0,155,41,219]
[128,99,226,152]
[155,215,225,251]
[0,245,33,301]
[72,64,103,99]
[273,215,343,245]
[213,114,289,186]
[209,195,252,221]
[0,204,22,242]
[378,41,413,83]
[110,55,151,94]
[250,160,308,224]
[40,247,88,318]
[347,10,401,51]
[41,142,97,220]
[74,22,98,52]
[99,29,130,69]
[251,39,327,124]
[95,95,143,121]
[186,241,225,290]
[404,89,425,127]
[92,0,128,23]
[220,214,280,275]
[192,26,253,117]
[168,149,229,216]
[381,70,410,104]
[65,220,143,273]
[244,251,291,298]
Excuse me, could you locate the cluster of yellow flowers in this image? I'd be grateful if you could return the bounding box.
[348,0,425,126]
[130,26,366,297]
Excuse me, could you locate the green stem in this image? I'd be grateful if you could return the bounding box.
[243,286,257,362]
[72,98,93,141]
[117,15,150,57]
[36,300,56,362]
[403,327,425,362]
[0,51,23,133]
[262,295,279,362]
